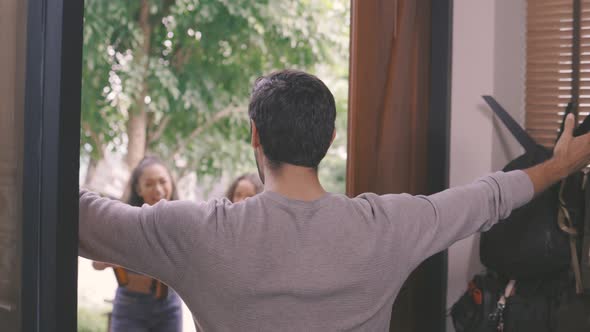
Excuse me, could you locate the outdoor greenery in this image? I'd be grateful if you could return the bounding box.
[81,0,349,194]
[77,306,109,332]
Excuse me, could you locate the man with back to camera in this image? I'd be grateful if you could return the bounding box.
[79,70,590,331]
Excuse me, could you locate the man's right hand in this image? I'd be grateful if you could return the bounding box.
[525,113,590,195]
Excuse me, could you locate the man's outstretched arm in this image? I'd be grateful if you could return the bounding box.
[374,113,590,269]
[79,191,211,286]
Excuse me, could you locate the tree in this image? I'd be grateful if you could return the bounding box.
[81,0,349,191]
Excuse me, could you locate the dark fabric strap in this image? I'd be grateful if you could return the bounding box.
[113,267,168,299]
[482,95,540,154]
[574,111,590,137]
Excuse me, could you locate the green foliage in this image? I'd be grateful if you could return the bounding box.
[77,306,109,332]
[82,0,350,191]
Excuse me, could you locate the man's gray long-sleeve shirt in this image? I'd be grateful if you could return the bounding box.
[79,170,534,331]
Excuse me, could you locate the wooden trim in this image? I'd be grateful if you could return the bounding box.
[21,0,84,330]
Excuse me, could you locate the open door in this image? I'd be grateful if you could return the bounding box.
[347,0,452,331]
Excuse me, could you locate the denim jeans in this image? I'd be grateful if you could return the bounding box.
[111,286,182,332]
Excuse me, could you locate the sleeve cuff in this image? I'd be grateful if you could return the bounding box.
[496,169,535,211]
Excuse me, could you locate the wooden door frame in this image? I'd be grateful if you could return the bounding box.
[426,1,453,330]
[18,0,452,330]
[21,0,84,331]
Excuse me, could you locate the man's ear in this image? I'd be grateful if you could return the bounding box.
[251,120,260,148]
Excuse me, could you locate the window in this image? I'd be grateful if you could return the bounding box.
[526,0,589,147]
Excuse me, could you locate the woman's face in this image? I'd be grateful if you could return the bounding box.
[136,164,173,205]
[232,179,257,203]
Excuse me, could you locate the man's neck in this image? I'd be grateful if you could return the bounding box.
[263,164,326,201]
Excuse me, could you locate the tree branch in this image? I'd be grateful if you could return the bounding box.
[126,0,152,168]
[172,107,242,158]
[147,110,155,128]
[82,122,106,159]
[172,47,195,71]
[140,0,152,55]
[148,115,171,145]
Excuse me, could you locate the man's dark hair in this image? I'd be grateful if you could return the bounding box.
[248,69,336,169]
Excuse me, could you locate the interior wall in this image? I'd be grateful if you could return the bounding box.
[446,0,526,331]
[492,0,527,170]
[447,1,495,325]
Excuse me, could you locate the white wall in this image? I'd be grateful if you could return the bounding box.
[447,0,525,331]
[492,0,527,169]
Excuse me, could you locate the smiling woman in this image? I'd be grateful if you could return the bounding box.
[122,156,179,206]
[93,156,183,332]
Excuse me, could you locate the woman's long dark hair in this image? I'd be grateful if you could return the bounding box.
[121,156,179,206]
[224,173,263,202]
